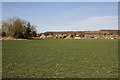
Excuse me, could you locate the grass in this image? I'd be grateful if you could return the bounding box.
[2,39,118,78]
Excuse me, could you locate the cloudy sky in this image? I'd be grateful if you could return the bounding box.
[2,2,118,33]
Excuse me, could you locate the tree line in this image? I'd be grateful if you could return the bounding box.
[1,17,37,38]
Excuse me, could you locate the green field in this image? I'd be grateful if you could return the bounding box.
[2,39,118,78]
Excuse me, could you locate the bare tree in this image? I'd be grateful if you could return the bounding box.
[1,17,37,38]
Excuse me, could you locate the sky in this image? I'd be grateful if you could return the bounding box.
[1,0,120,2]
[2,2,118,33]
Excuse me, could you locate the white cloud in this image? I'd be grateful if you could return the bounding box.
[70,16,118,30]
[38,16,118,33]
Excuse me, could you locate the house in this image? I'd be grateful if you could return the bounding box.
[99,35,105,39]
[74,35,81,39]
[112,34,119,39]
[118,35,120,39]
[94,37,98,39]
[84,34,91,39]
[52,35,57,38]
[62,34,67,38]
[104,35,111,39]
[66,35,72,39]
[57,34,62,38]
[40,34,46,38]
[75,37,81,39]
[57,34,66,38]
[47,34,53,38]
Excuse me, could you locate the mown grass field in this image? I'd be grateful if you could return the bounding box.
[2,39,118,78]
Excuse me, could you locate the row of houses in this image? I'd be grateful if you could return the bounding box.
[34,30,120,39]
[34,34,120,39]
